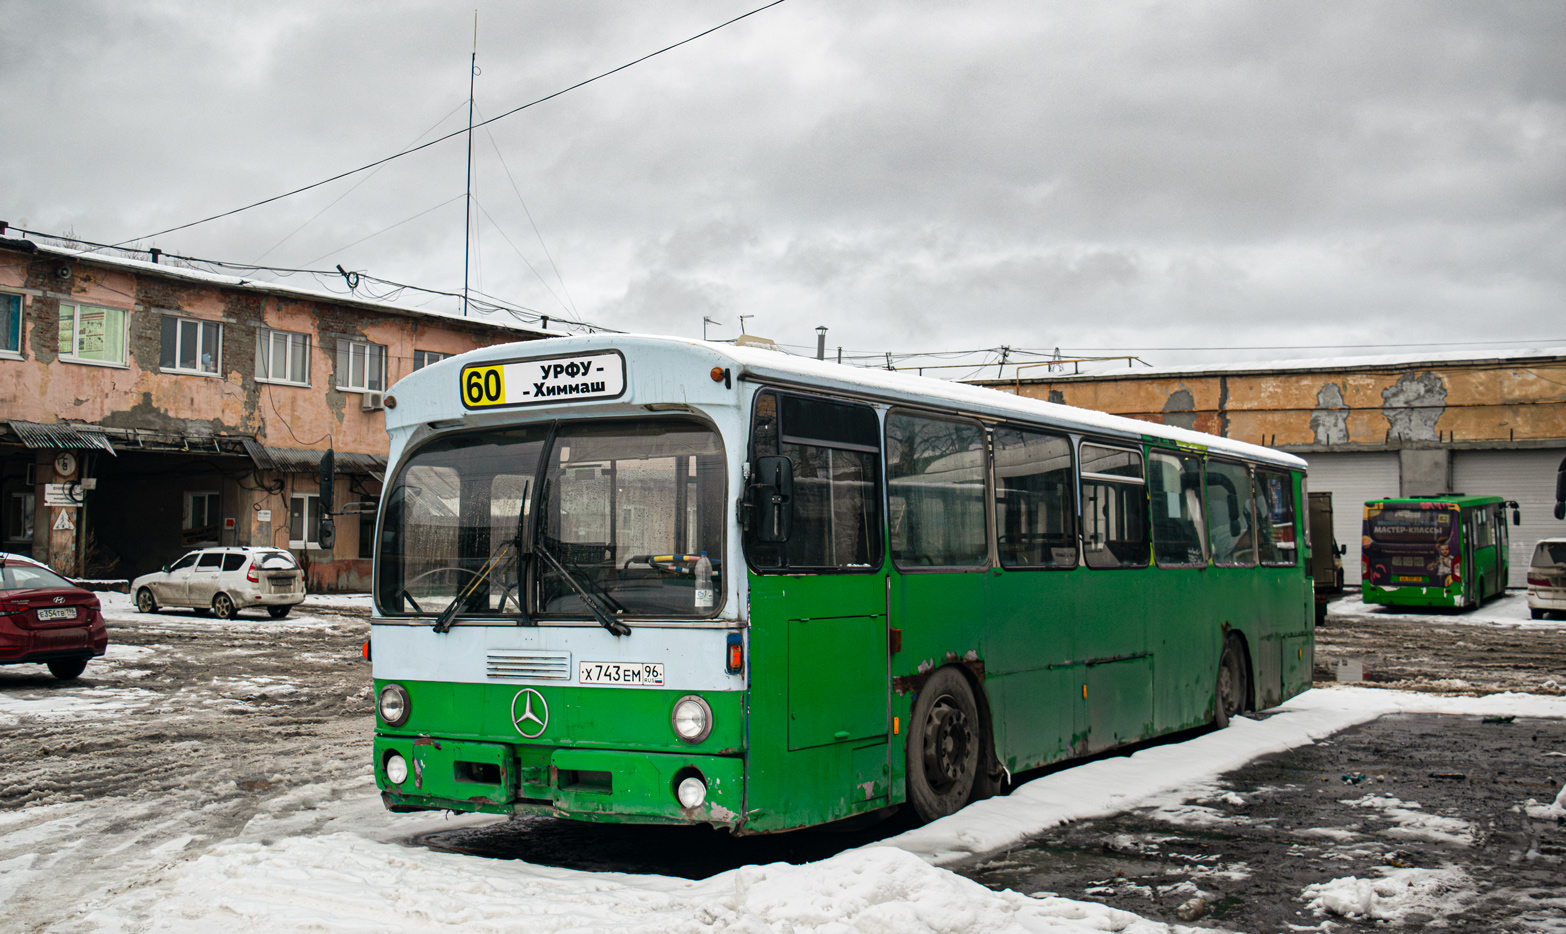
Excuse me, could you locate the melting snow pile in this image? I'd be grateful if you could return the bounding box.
[1523,783,1566,821]
[1338,794,1474,846]
[1302,866,1475,922]
[87,838,1212,934]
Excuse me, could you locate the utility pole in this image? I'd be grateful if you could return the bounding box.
[462,12,477,317]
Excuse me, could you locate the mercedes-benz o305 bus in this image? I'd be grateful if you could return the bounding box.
[1361,495,1518,610]
[369,335,1314,832]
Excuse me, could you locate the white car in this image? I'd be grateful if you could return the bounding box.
[131,547,306,619]
[1527,538,1566,621]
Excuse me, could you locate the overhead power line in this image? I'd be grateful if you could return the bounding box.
[117,0,790,247]
[15,228,619,336]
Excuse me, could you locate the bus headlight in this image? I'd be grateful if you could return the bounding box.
[385,753,409,784]
[677,775,707,808]
[671,695,713,744]
[378,683,411,726]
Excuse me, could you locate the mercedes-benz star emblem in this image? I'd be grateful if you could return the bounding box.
[511,688,549,739]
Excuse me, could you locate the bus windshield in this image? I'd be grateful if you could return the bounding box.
[375,418,725,621]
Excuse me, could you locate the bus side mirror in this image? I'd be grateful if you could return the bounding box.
[753,455,794,543]
[1338,544,1347,557]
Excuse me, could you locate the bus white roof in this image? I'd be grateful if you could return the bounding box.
[390,334,1307,471]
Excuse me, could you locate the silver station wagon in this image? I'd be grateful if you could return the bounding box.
[132,547,306,619]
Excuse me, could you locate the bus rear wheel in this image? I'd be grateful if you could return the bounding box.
[1214,638,1248,729]
[908,667,982,822]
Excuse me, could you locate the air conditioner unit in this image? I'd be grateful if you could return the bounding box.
[361,391,385,411]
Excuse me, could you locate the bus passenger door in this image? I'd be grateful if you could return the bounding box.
[744,389,892,827]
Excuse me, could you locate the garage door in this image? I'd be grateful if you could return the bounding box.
[1453,448,1566,588]
[1297,452,1401,585]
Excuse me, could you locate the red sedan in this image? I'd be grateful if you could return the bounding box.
[0,553,108,680]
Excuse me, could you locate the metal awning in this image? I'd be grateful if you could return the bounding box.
[262,446,387,475]
[6,421,116,455]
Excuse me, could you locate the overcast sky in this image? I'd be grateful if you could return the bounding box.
[3,1,1562,373]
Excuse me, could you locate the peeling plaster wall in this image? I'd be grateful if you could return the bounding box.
[997,359,1566,450]
[1,246,544,589]
[0,247,539,456]
[1382,371,1446,442]
[1310,382,1350,445]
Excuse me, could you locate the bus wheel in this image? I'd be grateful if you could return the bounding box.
[908,667,981,822]
[1215,638,1247,729]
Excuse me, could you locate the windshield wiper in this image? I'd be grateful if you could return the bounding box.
[432,540,524,634]
[535,538,631,637]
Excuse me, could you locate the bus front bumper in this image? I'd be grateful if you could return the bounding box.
[374,734,747,828]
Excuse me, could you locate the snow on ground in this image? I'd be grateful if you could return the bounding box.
[1327,589,1564,630]
[56,686,1566,933]
[0,644,162,726]
[880,686,1566,867]
[1300,866,1477,924]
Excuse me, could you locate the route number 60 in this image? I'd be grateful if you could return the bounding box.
[463,365,506,406]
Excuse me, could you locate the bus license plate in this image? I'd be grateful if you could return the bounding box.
[579,661,664,686]
[36,607,79,621]
[1396,575,1424,583]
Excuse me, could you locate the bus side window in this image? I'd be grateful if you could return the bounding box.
[1206,460,1256,567]
[746,390,882,571]
[1148,450,1207,567]
[1255,469,1297,566]
[1079,443,1148,569]
[993,426,1076,568]
[885,411,987,569]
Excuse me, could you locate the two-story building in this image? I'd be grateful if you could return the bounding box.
[0,235,550,590]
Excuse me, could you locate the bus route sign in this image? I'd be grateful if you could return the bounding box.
[460,351,626,409]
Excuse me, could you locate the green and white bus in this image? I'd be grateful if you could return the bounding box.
[1361,495,1518,610]
[369,334,1313,832]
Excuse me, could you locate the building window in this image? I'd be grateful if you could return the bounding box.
[257,328,310,385]
[413,350,450,371]
[160,316,222,375]
[1,294,21,356]
[290,494,321,549]
[58,304,128,365]
[183,491,221,546]
[6,490,34,542]
[336,340,386,392]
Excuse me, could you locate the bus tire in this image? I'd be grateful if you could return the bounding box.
[908,667,982,823]
[1214,637,1247,729]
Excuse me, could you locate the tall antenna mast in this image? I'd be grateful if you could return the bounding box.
[462,11,478,316]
